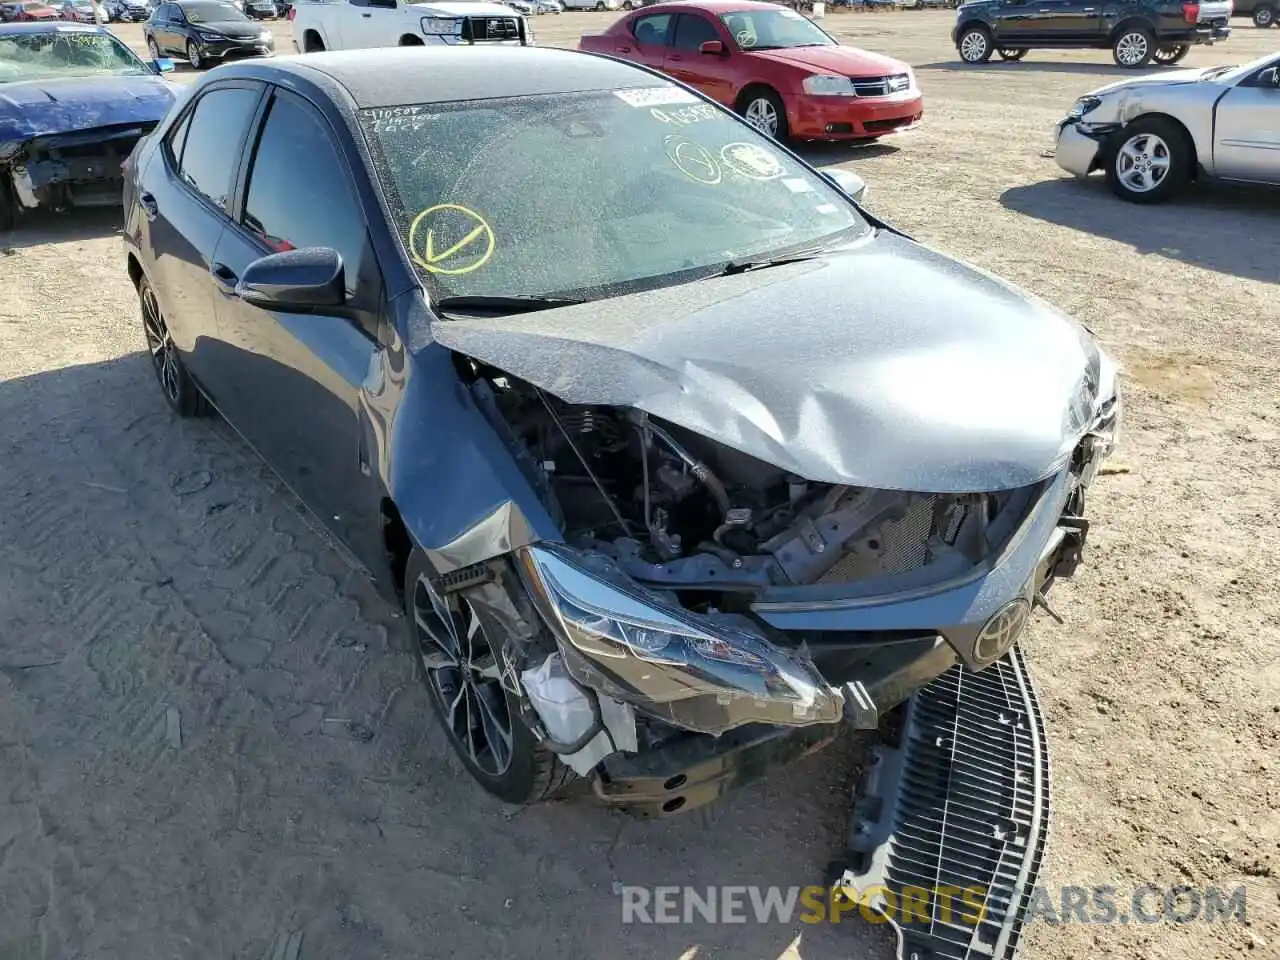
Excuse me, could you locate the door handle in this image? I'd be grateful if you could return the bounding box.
[617,44,631,52]
[361,11,370,15]
[139,191,158,221]
[1082,6,1095,9]
[210,262,239,296]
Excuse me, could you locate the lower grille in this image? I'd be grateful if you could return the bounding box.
[832,646,1051,960]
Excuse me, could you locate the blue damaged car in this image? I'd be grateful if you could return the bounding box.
[121,47,1122,815]
[0,21,175,229]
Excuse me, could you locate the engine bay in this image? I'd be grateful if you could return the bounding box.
[465,361,1019,612]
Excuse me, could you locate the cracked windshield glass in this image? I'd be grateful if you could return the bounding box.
[359,86,869,303]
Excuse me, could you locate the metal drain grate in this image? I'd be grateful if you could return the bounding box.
[832,645,1051,960]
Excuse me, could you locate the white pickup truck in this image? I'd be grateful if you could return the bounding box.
[291,0,534,53]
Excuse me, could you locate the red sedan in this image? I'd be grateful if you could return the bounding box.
[9,1,60,18]
[578,0,923,142]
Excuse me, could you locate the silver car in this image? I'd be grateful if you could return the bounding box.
[1055,51,1280,203]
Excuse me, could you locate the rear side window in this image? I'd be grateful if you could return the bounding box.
[241,89,377,323]
[672,14,719,50]
[631,13,670,45]
[164,108,191,167]
[175,86,260,208]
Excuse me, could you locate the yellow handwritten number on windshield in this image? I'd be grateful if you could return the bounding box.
[408,203,496,276]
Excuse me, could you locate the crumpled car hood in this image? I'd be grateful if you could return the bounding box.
[431,230,1112,494]
[0,76,175,143]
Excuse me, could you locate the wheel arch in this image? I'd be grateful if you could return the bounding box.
[126,252,144,290]
[399,33,424,44]
[955,18,991,40]
[300,27,325,51]
[1109,16,1157,41]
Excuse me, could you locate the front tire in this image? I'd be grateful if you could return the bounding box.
[997,47,1027,60]
[957,24,993,63]
[1253,4,1274,26]
[139,276,204,417]
[404,549,571,806]
[1105,117,1190,204]
[1153,43,1190,64]
[147,36,160,58]
[186,40,203,69]
[1112,25,1154,67]
[738,87,789,140]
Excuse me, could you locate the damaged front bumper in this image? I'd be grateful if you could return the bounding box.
[2,122,155,215]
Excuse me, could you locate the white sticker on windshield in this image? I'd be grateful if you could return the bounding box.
[778,7,804,17]
[782,177,813,193]
[614,86,699,108]
[815,203,839,214]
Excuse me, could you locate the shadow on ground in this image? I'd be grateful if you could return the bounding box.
[0,354,889,960]
[0,206,122,252]
[917,59,1170,76]
[1001,177,1280,283]
[796,141,900,168]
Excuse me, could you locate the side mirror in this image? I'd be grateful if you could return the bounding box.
[1258,66,1280,87]
[699,39,724,55]
[235,247,346,311]
[822,167,868,205]
[152,56,174,73]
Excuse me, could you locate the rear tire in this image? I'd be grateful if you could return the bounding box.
[997,47,1027,60]
[404,549,572,806]
[1153,43,1190,64]
[302,31,324,51]
[1112,25,1154,67]
[1104,116,1191,204]
[139,276,205,417]
[1253,5,1274,26]
[957,24,993,63]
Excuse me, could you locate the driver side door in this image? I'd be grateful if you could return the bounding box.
[663,12,735,105]
[1212,65,1280,183]
[345,0,396,47]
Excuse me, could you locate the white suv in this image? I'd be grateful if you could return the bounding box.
[292,0,533,52]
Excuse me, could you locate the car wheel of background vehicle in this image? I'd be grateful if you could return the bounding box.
[1105,117,1190,204]
[957,25,993,63]
[594,0,604,7]
[738,87,789,140]
[147,37,160,58]
[404,548,572,806]
[186,40,202,68]
[1112,25,1154,67]
[1153,43,1190,64]
[997,47,1027,60]
[139,277,204,417]
[1252,4,1274,26]
[0,176,16,233]
[302,30,324,51]
[622,0,633,7]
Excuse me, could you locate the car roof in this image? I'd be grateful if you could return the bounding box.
[233,47,670,108]
[630,0,793,12]
[0,20,106,32]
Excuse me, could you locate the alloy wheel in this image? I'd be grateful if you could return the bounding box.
[187,41,200,68]
[1115,132,1170,194]
[141,285,182,404]
[147,37,159,58]
[960,30,988,62]
[744,97,778,136]
[1115,31,1149,66]
[412,573,514,777]
[1255,5,1273,26]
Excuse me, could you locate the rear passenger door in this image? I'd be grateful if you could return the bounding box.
[140,80,264,393]
[627,11,673,69]
[208,86,385,552]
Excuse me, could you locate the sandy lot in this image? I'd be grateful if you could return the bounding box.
[1,10,1277,960]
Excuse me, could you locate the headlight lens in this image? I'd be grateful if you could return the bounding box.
[196,30,223,40]
[420,15,460,34]
[1067,95,1103,119]
[518,544,843,735]
[803,74,854,96]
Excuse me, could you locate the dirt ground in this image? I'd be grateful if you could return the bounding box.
[1,10,1277,960]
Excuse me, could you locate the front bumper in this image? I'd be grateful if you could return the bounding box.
[1053,117,1119,177]
[1168,22,1230,43]
[790,91,924,140]
[194,37,275,61]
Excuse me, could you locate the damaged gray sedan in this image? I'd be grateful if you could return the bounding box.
[121,46,1121,813]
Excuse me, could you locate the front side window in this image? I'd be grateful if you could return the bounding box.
[719,8,834,50]
[672,14,720,51]
[0,29,151,81]
[175,85,259,208]
[242,90,371,306]
[360,87,867,304]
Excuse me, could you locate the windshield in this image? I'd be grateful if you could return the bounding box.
[361,87,867,303]
[719,8,835,50]
[0,29,150,82]
[183,2,247,21]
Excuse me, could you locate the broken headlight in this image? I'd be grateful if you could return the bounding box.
[517,544,844,736]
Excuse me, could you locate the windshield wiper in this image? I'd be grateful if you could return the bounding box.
[434,294,584,317]
[712,249,828,278]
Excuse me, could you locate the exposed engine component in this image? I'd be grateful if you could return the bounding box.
[469,368,1021,605]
